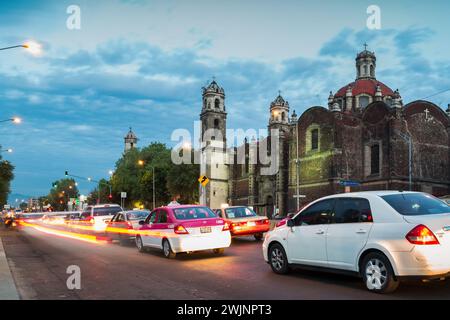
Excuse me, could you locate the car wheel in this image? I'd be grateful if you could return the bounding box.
[213,248,225,255]
[136,235,145,253]
[254,233,264,241]
[362,252,399,294]
[269,243,290,274]
[162,239,176,259]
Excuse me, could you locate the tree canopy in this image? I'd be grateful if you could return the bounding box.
[0,149,14,207]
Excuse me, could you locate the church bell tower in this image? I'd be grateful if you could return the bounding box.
[199,79,229,209]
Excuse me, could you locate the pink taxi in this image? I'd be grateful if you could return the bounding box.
[135,205,231,258]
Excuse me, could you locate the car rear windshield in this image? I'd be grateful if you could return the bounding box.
[127,211,149,220]
[93,206,122,216]
[173,207,216,220]
[225,207,257,219]
[381,193,450,216]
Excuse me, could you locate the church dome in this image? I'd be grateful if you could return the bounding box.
[124,128,137,140]
[334,79,395,98]
[270,94,289,109]
[203,80,225,95]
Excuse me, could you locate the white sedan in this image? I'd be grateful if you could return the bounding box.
[263,191,450,293]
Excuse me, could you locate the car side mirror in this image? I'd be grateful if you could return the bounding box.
[287,219,295,227]
[287,213,294,219]
[138,220,145,225]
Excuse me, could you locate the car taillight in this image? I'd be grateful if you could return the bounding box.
[276,219,287,228]
[126,221,133,229]
[406,224,439,245]
[88,217,95,224]
[222,222,230,231]
[262,219,269,224]
[174,225,189,234]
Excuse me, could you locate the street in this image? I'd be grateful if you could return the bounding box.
[2,225,450,300]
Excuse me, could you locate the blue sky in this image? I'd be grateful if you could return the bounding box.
[0,0,449,199]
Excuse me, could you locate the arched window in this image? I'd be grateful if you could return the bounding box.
[363,65,368,76]
[282,112,286,122]
[370,65,374,77]
[214,98,220,109]
[311,129,319,150]
[214,119,220,129]
[370,144,380,175]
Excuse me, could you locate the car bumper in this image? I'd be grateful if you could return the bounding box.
[391,246,450,277]
[231,225,270,237]
[169,232,231,253]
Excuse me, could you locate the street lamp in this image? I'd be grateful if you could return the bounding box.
[0,117,21,124]
[0,147,13,154]
[0,41,42,56]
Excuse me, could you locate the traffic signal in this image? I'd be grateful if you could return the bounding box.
[108,194,113,200]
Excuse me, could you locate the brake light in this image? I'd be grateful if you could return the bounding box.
[222,222,230,231]
[406,225,439,245]
[126,221,133,229]
[174,225,189,234]
[88,217,94,224]
[262,219,269,224]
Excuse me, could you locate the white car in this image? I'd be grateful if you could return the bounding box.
[135,205,231,258]
[78,204,123,233]
[263,191,450,293]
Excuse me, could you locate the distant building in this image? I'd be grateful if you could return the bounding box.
[199,47,450,217]
[124,127,138,152]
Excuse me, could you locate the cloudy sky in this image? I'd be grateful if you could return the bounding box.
[0,0,449,198]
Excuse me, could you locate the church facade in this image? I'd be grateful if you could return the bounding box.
[200,48,450,217]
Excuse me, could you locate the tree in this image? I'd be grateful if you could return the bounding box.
[87,179,112,205]
[167,148,199,204]
[47,178,79,211]
[0,151,14,206]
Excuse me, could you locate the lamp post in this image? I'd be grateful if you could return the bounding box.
[138,160,156,210]
[395,130,413,191]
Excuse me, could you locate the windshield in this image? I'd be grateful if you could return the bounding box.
[225,207,257,219]
[381,193,450,216]
[127,211,149,220]
[93,206,122,216]
[173,207,217,220]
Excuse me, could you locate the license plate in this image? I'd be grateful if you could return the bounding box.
[200,226,212,233]
[247,221,256,227]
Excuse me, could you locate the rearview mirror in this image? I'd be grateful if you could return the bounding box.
[287,219,295,227]
[138,220,145,225]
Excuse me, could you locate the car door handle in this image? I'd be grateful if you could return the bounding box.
[356,229,367,234]
[316,229,325,235]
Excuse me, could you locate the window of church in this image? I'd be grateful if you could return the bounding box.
[215,98,220,109]
[311,129,319,150]
[359,95,370,108]
[370,144,380,175]
[282,112,286,122]
[306,125,320,153]
[214,119,220,129]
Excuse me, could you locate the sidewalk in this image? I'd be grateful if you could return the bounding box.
[0,235,20,300]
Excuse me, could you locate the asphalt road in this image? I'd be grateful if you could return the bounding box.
[2,224,450,300]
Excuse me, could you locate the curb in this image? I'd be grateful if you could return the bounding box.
[0,237,20,300]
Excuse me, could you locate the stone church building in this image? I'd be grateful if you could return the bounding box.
[200,48,450,217]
